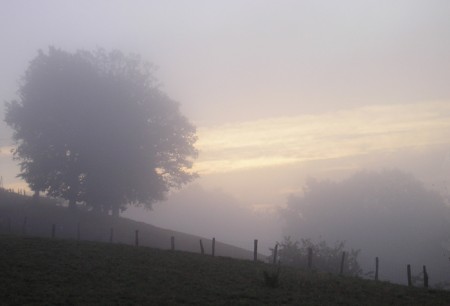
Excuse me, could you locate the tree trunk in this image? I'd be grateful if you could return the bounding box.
[91,203,101,214]
[32,190,39,204]
[68,199,76,211]
[112,206,120,218]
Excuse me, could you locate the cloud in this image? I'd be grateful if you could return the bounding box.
[194,101,450,174]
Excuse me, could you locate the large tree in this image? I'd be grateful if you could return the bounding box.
[281,170,450,285]
[5,47,198,215]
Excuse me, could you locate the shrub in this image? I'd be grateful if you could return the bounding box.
[273,236,362,276]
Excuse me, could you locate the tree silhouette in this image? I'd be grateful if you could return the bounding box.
[281,170,450,284]
[5,47,198,215]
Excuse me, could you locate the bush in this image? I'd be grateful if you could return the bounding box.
[262,266,280,288]
[272,236,362,276]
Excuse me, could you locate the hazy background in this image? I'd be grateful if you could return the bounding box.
[2,1,450,274]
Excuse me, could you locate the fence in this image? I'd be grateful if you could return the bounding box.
[0,214,434,289]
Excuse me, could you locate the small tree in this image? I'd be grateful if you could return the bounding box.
[274,236,362,276]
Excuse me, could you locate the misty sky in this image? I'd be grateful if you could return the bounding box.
[2,1,450,232]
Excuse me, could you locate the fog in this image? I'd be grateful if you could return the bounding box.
[2,1,450,286]
[123,184,281,255]
[281,170,450,284]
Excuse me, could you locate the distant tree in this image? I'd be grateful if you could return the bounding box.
[273,236,362,276]
[280,170,450,284]
[5,47,198,215]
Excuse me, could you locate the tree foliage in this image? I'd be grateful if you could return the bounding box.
[5,47,198,215]
[280,170,450,284]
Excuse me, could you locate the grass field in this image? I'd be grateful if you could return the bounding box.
[0,188,257,260]
[1,234,450,305]
[2,189,450,305]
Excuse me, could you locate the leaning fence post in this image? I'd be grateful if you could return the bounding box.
[199,239,205,255]
[253,239,258,262]
[22,216,27,235]
[407,264,412,287]
[135,230,139,247]
[51,224,56,238]
[340,251,346,275]
[423,265,429,288]
[76,222,80,241]
[171,236,175,251]
[273,243,278,265]
[375,257,379,281]
[110,227,114,243]
[212,237,216,257]
[307,247,313,270]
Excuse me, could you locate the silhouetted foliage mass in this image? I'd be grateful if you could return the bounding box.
[274,236,362,276]
[5,47,197,215]
[280,170,450,284]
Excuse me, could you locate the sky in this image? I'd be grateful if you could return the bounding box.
[2,1,450,250]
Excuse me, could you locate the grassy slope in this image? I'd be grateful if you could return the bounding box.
[0,189,257,260]
[2,190,450,305]
[1,235,450,305]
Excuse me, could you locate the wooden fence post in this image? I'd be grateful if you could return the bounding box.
[273,243,278,265]
[76,222,80,241]
[135,230,139,247]
[375,257,379,281]
[171,236,175,251]
[253,239,258,262]
[423,265,428,288]
[307,247,313,270]
[199,239,205,255]
[110,228,114,243]
[212,237,216,257]
[22,216,27,235]
[51,224,56,238]
[407,264,412,287]
[340,251,346,275]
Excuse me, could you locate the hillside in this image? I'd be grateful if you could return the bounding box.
[0,188,259,260]
[1,235,450,305]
